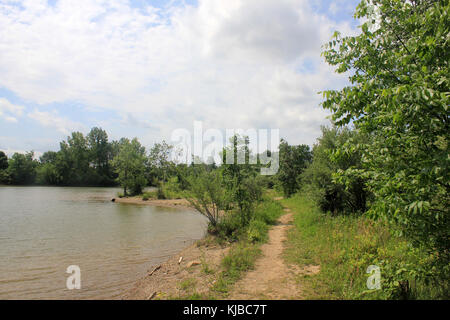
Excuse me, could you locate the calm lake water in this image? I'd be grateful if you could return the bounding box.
[0,186,207,299]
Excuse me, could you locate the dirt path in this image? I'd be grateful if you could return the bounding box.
[228,206,303,300]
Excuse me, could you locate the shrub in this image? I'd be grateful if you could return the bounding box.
[215,212,243,241]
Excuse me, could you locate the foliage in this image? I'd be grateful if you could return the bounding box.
[147,140,174,184]
[247,219,268,243]
[35,163,60,185]
[184,169,231,227]
[87,127,115,186]
[111,138,147,196]
[253,198,284,225]
[322,0,449,279]
[0,151,9,184]
[7,151,37,185]
[215,212,243,242]
[0,151,8,170]
[282,194,445,299]
[212,243,261,295]
[277,139,312,197]
[157,176,184,199]
[221,135,263,225]
[301,126,370,214]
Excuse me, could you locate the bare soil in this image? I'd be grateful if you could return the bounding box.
[122,237,229,299]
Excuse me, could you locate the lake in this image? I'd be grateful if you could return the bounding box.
[0,186,207,299]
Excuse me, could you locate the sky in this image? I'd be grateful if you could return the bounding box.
[0,0,361,157]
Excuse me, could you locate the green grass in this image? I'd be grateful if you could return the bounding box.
[281,194,445,299]
[178,278,197,291]
[212,242,261,296]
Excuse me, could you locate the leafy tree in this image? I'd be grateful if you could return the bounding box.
[55,132,91,185]
[277,139,312,197]
[148,140,174,183]
[36,163,60,185]
[322,0,449,279]
[87,127,114,185]
[184,169,230,228]
[0,151,9,184]
[111,138,147,196]
[302,126,369,214]
[0,151,8,170]
[39,151,58,164]
[8,152,37,184]
[222,135,261,225]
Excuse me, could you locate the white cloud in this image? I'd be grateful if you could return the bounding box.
[0,97,24,122]
[28,109,85,134]
[0,0,356,146]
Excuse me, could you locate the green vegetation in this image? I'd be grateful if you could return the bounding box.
[301,126,369,214]
[6,151,37,185]
[277,139,311,197]
[212,243,261,296]
[282,195,445,299]
[111,138,147,196]
[1,0,447,301]
[319,0,449,296]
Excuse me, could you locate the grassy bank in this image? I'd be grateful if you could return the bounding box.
[281,194,445,299]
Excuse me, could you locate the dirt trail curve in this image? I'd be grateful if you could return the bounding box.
[228,199,303,300]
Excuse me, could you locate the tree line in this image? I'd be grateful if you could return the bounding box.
[0,127,181,189]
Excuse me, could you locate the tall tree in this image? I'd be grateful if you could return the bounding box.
[0,151,9,184]
[0,151,8,170]
[148,140,174,183]
[56,132,90,185]
[222,134,261,225]
[111,138,147,196]
[277,139,312,197]
[87,127,114,185]
[322,0,449,275]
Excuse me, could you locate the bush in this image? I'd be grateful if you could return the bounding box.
[300,126,369,215]
[214,212,243,241]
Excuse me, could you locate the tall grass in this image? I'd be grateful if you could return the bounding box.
[281,194,443,299]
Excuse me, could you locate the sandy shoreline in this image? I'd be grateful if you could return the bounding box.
[113,196,193,210]
[113,196,227,300]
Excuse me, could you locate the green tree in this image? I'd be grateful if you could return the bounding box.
[0,151,9,184]
[56,132,91,185]
[277,139,312,197]
[0,151,8,170]
[87,127,114,185]
[111,138,147,196]
[148,140,174,184]
[184,169,230,228]
[322,0,449,279]
[302,126,369,214]
[8,151,37,185]
[222,135,261,225]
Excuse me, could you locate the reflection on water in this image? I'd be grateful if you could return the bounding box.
[0,186,207,299]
